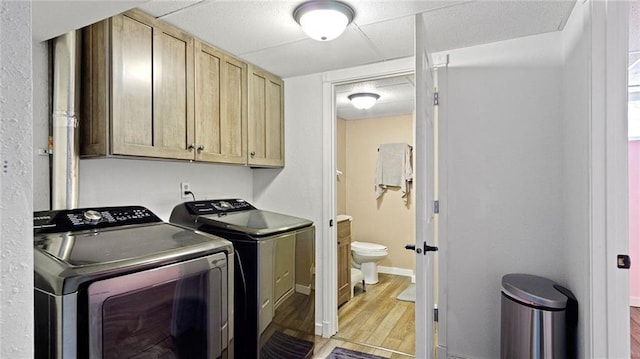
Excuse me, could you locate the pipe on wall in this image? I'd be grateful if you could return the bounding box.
[51,31,81,210]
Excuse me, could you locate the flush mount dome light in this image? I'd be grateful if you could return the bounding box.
[348,92,380,110]
[293,0,355,41]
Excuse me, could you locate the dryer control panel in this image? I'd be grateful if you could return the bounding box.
[34,206,161,234]
[185,199,256,215]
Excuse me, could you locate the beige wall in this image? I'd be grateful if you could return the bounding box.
[336,118,347,214]
[338,114,415,271]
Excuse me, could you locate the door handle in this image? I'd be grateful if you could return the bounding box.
[424,244,438,252]
[406,242,438,255]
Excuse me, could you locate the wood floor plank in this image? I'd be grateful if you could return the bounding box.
[633,307,640,358]
[334,274,415,355]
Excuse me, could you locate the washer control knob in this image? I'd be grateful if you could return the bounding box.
[83,210,102,225]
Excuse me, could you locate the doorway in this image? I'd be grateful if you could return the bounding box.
[332,74,416,357]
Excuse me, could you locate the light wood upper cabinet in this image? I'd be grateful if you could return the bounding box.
[194,40,247,164]
[84,10,195,160]
[247,65,284,167]
[81,10,284,167]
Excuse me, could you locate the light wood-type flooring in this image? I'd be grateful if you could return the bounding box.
[312,273,415,358]
[633,306,640,358]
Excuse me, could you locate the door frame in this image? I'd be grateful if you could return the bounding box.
[320,57,415,338]
[593,0,630,356]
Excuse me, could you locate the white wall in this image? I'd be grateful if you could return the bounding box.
[33,40,50,211]
[253,73,325,333]
[438,33,565,358]
[79,159,253,220]
[561,1,591,357]
[253,73,324,225]
[0,1,34,357]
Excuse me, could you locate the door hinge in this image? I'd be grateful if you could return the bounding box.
[433,307,439,322]
[433,92,439,106]
[433,200,439,214]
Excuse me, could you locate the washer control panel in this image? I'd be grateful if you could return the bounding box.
[34,206,161,233]
[185,199,255,215]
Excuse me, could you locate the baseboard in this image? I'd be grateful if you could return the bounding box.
[315,323,323,336]
[631,296,640,308]
[378,266,414,278]
[296,283,311,295]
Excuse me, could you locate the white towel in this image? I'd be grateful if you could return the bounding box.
[375,143,413,203]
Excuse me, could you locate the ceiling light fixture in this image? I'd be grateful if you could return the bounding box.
[348,92,380,110]
[293,0,355,41]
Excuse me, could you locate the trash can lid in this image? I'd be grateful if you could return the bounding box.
[501,273,568,309]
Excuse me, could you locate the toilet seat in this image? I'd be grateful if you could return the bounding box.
[351,241,387,254]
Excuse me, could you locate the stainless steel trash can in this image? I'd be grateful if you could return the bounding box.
[501,274,577,359]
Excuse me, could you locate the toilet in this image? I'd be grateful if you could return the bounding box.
[351,241,388,284]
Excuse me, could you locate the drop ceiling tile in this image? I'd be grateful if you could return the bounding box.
[137,0,205,18]
[336,75,414,120]
[240,27,381,78]
[422,0,575,52]
[349,0,467,26]
[338,99,414,120]
[152,0,308,56]
[358,16,415,60]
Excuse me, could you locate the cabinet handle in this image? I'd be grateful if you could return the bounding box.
[250,151,256,157]
[197,145,205,152]
[187,144,196,151]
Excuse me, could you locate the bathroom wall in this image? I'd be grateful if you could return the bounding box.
[337,118,347,215]
[343,114,415,272]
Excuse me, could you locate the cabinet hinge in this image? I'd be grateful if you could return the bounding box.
[433,307,439,322]
[433,92,439,106]
[433,200,439,214]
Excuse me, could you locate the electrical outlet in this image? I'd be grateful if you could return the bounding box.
[180,182,191,199]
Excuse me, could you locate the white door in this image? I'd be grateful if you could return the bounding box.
[414,12,436,359]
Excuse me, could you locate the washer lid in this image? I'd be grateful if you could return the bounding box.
[197,209,313,237]
[351,241,387,251]
[34,223,232,295]
[501,273,568,309]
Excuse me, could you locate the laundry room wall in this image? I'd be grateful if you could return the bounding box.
[435,31,565,358]
[560,1,593,356]
[1,2,34,357]
[343,114,415,273]
[78,159,253,220]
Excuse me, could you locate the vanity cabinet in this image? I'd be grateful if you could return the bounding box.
[194,40,247,164]
[337,219,352,306]
[247,65,284,167]
[82,10,195,160]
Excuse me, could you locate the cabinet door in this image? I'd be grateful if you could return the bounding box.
[337,222,351,306]
[274,234,295,307]
[111,11,194,160]
[194,41,247,164]
[247,65,284,167]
